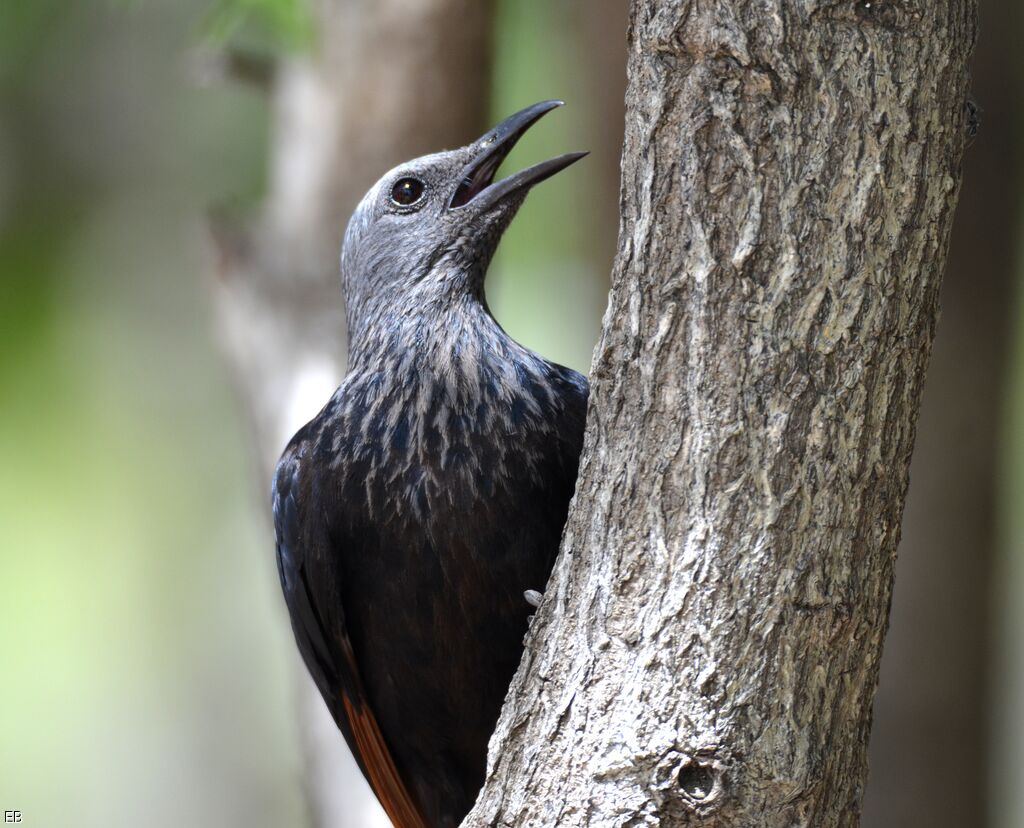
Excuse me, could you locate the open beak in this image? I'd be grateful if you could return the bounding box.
[448,100,587,212]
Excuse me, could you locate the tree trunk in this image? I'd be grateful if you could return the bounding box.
[863,1,1019,823]
[464,2,977,826]
[208,2,494,825]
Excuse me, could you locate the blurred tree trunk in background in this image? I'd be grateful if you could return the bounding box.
[863,2,1020,826]
[209,1,494,825]
[464,1,977,825]
[569,0,628,278]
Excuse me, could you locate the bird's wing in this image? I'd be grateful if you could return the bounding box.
[273,440,429,828]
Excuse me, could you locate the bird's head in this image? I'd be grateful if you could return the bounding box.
[340,100,586,345]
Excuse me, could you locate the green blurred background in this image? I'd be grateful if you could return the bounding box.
[0,1,1020,827]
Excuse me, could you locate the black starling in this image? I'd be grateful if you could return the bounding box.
[272,101,589,828]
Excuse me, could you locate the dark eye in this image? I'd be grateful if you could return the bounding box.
[390,177,426,207]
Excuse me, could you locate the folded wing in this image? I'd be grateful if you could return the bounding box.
[273,439,429,828]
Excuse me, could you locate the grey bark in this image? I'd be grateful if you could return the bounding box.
[864,1,1019,824]
[208,1,494,825]
[464,2,977,827]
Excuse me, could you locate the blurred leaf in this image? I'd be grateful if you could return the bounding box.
[200,0,312,49]
[0,0,65,79]
[105,0,312,50]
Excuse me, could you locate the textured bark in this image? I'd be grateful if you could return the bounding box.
[464,2,977,826]
[208,1,494,825]
[863,2,1019,823]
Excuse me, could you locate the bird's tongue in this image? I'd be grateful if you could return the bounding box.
[448,100,587,212]
[450,153,503,209]
[448,100,566,211]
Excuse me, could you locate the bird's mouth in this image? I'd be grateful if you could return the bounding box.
[448,100,587,212]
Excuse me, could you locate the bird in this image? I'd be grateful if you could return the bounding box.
[272,100,589,828]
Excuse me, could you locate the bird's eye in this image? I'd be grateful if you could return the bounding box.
[390,177,426,207]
